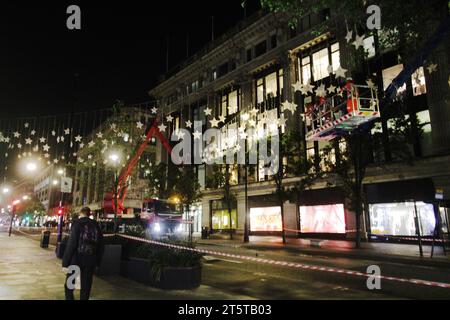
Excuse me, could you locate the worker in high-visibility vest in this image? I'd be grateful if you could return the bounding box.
[343,78,359,114]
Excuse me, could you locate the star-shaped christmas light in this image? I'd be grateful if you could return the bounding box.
[25,138,32,145]
[193,131,202,140]
[136,121,144,129]
[151,107,158,114]
[304,82,315,95]
[427,63,438,74]
[75,135,82,142]
[158,123,167,133]
[210,118,220,128]
[327,84,337,94]
[292,81,303,93]
[352,34,365,50]
[43,144,50,152]
[13,132,20,138]
[96,132,103,139]
[315,84,327,98]
[204,107,212,117]
[64,128,70,135]
[166,115,174,123]
[185,120,193,128]
[281,101,297,114]
[39,137,46,143]
[345,30,353,43]
[334,66,348,79]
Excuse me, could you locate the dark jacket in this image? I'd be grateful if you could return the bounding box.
[62,217,104,269]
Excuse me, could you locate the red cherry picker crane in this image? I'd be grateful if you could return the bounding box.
[103,119,174,231]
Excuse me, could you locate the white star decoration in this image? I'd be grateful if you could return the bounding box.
[210,118,220,128]
[315,84,327,98]
[345,30,353,43]
[352,34,365,50]
[334,66,348,79]
[166,115,174,123]
[151,107,158,114]
[185,120,193,128]
[204,107,212,117]
[281,101,297,114]
[136,121,144,129]
[193,131,202,140]
[75,135,82,142]
[427,63,438,74]
[158,123,167,133]
[327,84,337,94]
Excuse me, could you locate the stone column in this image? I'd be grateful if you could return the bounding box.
[201,198,211,229]
[237,194,246,235]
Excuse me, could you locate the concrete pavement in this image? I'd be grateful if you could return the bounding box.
[0,231,253,300]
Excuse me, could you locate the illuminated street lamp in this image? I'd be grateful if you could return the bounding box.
[106,150,122,233]
[26,161,38,172]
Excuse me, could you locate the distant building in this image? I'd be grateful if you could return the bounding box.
[72,105,158,217]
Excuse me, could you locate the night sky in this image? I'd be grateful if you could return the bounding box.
[1,1,261,119]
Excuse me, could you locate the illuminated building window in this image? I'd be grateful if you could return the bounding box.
[312,47,329,81]
[300,204,346,233]
[363,36,376,58]
[412,67,427,96]
[382,64,407,94]
[301,57,311,85]
[331,43,341,73]
[250,207,283,232]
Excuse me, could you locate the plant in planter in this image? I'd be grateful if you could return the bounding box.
[123,240,203,290]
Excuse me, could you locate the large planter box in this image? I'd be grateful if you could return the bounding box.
[97,244,122,276]
[121,257,202,290]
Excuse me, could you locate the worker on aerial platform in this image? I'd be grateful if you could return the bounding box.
[343,77,359,114]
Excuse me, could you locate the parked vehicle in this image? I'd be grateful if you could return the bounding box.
[140,199,183,238]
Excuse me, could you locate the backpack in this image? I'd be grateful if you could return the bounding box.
[77,221,99,256]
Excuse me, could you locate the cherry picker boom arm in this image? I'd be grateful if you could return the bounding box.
[113,120,172,214]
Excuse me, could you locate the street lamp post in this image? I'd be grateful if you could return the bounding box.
[107,151,122,234]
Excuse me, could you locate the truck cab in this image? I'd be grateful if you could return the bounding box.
[141,199,183,237]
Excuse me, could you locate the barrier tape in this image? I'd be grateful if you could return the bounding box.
[117,234,450,289]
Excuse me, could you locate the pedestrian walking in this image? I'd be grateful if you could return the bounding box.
[62,207,104,300]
